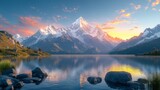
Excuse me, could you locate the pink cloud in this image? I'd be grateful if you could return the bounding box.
[152,0,160,6]
[19,16,46,29]
[0,16,48,36]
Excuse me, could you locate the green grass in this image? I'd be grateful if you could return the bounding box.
[148,72,160,90]
[0,60,15,74]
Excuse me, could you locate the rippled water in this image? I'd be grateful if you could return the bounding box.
[4,55,160,90]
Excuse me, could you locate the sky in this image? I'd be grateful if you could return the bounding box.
[0,0,160,40]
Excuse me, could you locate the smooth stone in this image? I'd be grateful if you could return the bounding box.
[12,81,24,89]
[5,85,14,90]
[0,76,12,87]
[105,71,132,84]
[32,67,48,78]
[87,77,102,85]
[22,78,34,84]
[30,77,41,82]
[0,76,24,89]
[137,78,148,84]
[16,74,30,80]
[127,81,145,90]
[2,67,16,76]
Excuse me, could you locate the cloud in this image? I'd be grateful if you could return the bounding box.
[0,16,48,36]
[152,0,160,6]
[121,13,131,18]
[131,3,141,10]
[109,19,128,24]
[120,9,126,13]
[53,15,67,22]
[19,16,46,29]
[63,7,78,13]
[0,15,10,25]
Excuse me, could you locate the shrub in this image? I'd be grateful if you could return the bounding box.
[0,60,15,74]
[148,72,160,90]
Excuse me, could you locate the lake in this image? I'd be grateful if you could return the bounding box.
[4,55,160,90]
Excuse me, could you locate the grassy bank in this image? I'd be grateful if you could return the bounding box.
[0,60,15,74]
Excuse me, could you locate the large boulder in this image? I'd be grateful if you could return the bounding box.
[87,77,102,85]
[2,67,17,78]
[0,76,24,89]
[32,67,47,79]
[105,71,132,84]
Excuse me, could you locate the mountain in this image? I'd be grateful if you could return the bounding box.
[111,24,160,54]
[22,17,120,54]
[110,37,160,54]
[13,34,28,43]
[0,31,49,57]
[112,24,160,52]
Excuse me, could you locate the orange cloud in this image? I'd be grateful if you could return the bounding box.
[120,9,126,13]
[109,19,128,24]
[0,16,48,37]
[122,13,131,18]
[19,16,46,29]
[152,0,160,6]
[106,26,141,40]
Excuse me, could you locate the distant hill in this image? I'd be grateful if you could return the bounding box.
[111,24,160,55]
[110,37,160,54]
[0,31,49,57]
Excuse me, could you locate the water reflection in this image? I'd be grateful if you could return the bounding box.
[1,55,160,90]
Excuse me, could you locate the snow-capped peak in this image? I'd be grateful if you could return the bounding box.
[72,17,89,28]
[13,34,21,38]
[13,34,26,43]
[39,25,57,35]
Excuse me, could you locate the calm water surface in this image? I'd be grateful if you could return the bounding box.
[5,55,160,90]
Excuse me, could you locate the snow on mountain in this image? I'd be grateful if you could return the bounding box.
[13,34,27,43]
[112,24,160,52]
[22,17,122,53]
[136,24,160,45]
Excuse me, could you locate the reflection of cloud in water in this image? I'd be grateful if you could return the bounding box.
[14,55,160,89]
[45,69,68,82]
[80,63,146,86]
[16,62,31,74]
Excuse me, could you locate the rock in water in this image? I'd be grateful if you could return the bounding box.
[0,76,24,89]
[16,74,30,80]
[32,67,48,78]
[87,77,102,85]
[5,85,14,90]
[2,67,16,76]
[105,71,132,84]
[137,78,148,84]
[127,81,145,90]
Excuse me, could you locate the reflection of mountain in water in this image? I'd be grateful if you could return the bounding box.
[9,55,160,90]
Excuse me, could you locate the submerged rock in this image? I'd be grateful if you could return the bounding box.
[87,77,102,85]
[105,71,132,84]
[137,78,148,84]
[127,81,145,90]
[0,67,47,89]
[105,71,146,90]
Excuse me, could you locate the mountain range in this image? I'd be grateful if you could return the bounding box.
[13,17,160,54]
[20,17,122,54]
[0,31,48,57]
[111,24,160,54]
